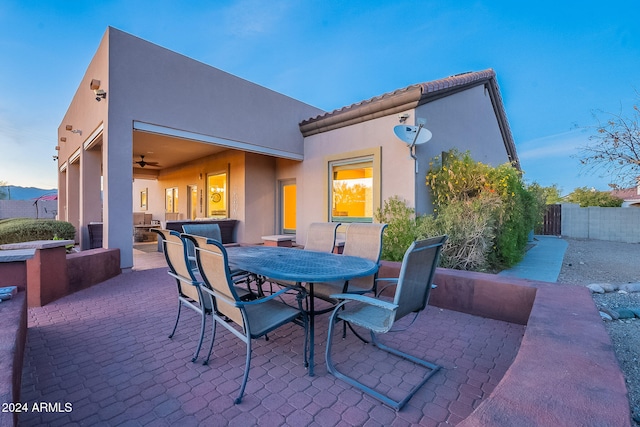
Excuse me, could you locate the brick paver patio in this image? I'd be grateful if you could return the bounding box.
[19,249,525,426]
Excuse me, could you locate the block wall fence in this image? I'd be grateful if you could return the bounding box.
[0,200,58,220]
[561,203,640,243]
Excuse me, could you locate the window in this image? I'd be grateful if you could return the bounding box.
[140,188,148,210]
[280,180,296,234]
[330,157,374,223]
[208,172,227,218]
[165,187,178,213]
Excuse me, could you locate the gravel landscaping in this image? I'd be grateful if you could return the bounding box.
[557,238,640,426]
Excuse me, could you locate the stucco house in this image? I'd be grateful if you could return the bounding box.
[56,27,518,270]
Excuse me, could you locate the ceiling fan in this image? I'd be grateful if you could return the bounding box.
[134,155,160,168]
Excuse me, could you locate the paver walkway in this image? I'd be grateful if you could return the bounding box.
[20,249,525,426]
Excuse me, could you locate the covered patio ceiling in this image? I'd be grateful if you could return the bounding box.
[132,130,229,179]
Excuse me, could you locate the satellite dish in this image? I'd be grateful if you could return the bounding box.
[393,125,432,146]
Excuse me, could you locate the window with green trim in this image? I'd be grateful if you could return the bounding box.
[330,158,373,223]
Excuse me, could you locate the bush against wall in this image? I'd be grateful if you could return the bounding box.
[425,150,544,270]
[376,152,544,271]
[0,218,75,245]
[375,196,497,271]
[417,198,498,270]
[374,196,418,262]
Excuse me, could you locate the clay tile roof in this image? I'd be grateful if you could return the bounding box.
[299,69,518,168]
[611,187,640,200]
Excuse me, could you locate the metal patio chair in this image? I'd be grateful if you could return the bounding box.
[310,223,387,305]
[182,223,253,295]
[152,228,210,363]
[267,222,341,292]
[303,222,341,252]
[186,234,308,404]
[182,223,222,270]
[325,235,447,410]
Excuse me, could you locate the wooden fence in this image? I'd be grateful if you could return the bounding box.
[541,204,561,235]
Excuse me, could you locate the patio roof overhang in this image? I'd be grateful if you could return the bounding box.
[131,122,304,179]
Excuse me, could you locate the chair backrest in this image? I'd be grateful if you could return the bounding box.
[393,235,447,320]
[304,222,340,252]
[182,223,222,260]
[185,235,244,326]
[152,228,201,303]
[182,223,222,241]
[342,223,388,262]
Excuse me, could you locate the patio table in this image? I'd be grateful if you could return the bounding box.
[225,245,378,376]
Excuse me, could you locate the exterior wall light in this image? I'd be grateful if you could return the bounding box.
[90,79,106,101]
[65,124,82,135]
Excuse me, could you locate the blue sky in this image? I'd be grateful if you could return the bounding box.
[1,0,639,194]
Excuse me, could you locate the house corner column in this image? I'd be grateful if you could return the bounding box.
[79,149,103,250]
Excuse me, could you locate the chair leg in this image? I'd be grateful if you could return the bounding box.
[326,310,441,411]
[203,316,217,366]
[299,295,309,369]
[235,338,252,404]
[192,309,207,362]
[168,301,182,339]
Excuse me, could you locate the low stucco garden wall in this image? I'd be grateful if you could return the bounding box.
[379,263,631,426]
[0,245,120,427]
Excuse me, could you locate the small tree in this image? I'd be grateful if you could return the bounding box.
[528,183,562,205]
[579,102,640,187]
[566,187,623,207]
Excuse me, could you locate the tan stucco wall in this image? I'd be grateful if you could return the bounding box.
[299,113,413,245]
[60,27,323,268]
[57,31,109,248]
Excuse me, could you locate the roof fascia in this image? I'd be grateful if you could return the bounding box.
[300,85,423,137]
[300,69,519,169]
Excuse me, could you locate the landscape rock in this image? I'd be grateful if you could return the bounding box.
[587,284,605,294]
[616,308,636,319]
[629,307,640,318]
[600,307,620,320]
[599,283,619,293]
[599,311,613,321]
[620,283,640,293]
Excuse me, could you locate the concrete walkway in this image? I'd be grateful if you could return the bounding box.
[498,235,568,283]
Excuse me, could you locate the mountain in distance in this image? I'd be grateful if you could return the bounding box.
[1,186,57,201]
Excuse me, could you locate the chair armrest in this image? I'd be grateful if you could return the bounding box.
[329,293,398,311]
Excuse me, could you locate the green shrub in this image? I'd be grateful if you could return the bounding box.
[375,196,419,262]
[426,150,544,270]
[375,195,498,270]
[0,218,76,245]
[416,197,499,271]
